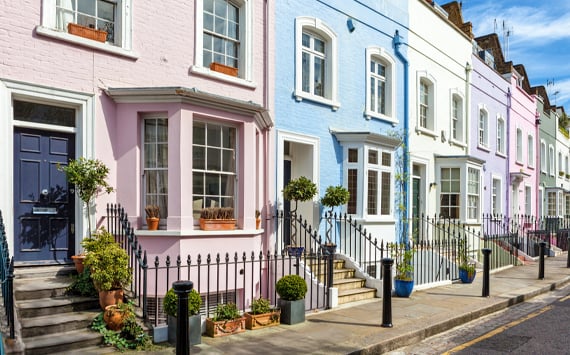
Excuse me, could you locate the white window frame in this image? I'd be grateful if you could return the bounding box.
[549,145,555,176]
[478,105,489,150]
[436,161,482,222]
[491,176,502,215]
[467,167,480,220]
[365,47,396,124]
[547,191,557,216]
[525,185,532,215]
[527,135,534,168]
[142,114,169,222]
[192,0,254,86]
[37,0,136,59]
[540,140,547,173]
[416,72,436,136]
[516,128,523,163]
[439,167,461,219]
[496,115,506,155]
[559,151,564,177]
[450,90,465,145]
[294,17,339,110]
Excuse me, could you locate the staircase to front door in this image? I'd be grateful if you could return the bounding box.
[308,258,376,304]
[11,265,112,355]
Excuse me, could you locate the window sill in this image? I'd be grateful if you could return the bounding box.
[35,26,139,60]
[190,66,257,89]
[477,144,491,153]
[351,216,395,224]
[496,151,507,159]
[364,110,398,126]
[449,139,466,149]
[415,127,437,139]
[294,90,340,111]
[136,228,264,237]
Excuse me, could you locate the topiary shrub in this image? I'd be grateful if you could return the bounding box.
[276,275,307,301]
[163,288,202,317]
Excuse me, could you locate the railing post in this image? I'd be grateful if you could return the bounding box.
[322,244,336,310]
[566,235,570,268]
[482,248,491,297]
[173,280,194,355]
[381,258,393,328]
[539,241,546,280]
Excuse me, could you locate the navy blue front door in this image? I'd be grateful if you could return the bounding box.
[13,128,75,264]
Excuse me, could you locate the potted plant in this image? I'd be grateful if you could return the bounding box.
[458,238,476,283]
[199,207,236,231]
[145,205,160,230]
[103,300,134,331]
[67,23,107,42]
[393,244,414,297]
[276,274,307,325]
[255,210,262,229]
[282,176,317,256]
[244,297,281,330]
[59,157,114,271]
[205,302,245,337]
[320,185,349,250]
[82,228,132,309]
[92,301,151,351]
[163,287,202,345]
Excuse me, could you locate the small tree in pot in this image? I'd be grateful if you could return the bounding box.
[276,274,308,325]
[320,185,349,246]
[392,243,414,297]
[163,288,202,345]
[282,176,317,255]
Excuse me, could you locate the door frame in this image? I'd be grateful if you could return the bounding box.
[0,79,94,260]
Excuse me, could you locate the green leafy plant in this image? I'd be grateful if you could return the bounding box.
[66,268,98,297]
[320,185,350,211]
[83,228,131,292]
[212,302,241,321]
[276,274,307,301]
[392,244,414,281]
[91,301,151,352]
[250,297,272,315]
[163,288,202,317]
[458,238,476,274]
[58,157,114,234]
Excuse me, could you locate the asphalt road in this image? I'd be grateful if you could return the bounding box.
[387,284,570,355]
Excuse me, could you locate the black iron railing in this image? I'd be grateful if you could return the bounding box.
[0,211,15,339]
[106,204,332,328]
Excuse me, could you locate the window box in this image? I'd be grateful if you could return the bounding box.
[559,171,565,177]
[67,23,107,43]
[199,218,237,231]
[209,62,238,77]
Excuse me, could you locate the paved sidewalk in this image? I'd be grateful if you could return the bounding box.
[190,254,570,354]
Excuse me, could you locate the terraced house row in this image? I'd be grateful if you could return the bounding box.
[0,0,568,347]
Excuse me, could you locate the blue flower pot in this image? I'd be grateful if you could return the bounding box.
[459,268,476,284]
[394,279,414,297]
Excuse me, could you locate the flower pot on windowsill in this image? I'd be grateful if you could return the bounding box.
[209,62,238,77]
[147,217,160,231]
[67,23,107,43]
[199,218,236,231]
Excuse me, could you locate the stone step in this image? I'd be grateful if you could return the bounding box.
[20,310,100,338]
[23,328,104,355]
[51,345,117,355]
[14,276,72,300]
[306,259,345,270]
[338,287,376,304]
[16,295,100,318]
[333,277,366,291]
[15,265,76,279]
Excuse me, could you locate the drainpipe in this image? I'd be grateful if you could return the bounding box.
[393,30,410,244]
[506,87,512,219]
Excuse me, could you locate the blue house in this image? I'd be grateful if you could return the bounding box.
[274,0,409,248]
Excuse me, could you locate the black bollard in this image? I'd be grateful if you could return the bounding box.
[482,248,491,297]
[566,235,570,268]
[173,280,194,355]
[322,244,336,310]
[381,258,393,328]
[539,241,546,280]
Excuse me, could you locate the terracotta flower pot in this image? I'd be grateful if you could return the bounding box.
[104,305,125,331]
[71,254,86,273]
[99,289,124,310]
[147,217,160,230]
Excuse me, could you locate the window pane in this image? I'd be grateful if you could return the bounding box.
[214,0,226,17]
[381,152,391,166]
[98,0,114,21]
[204,13,214,32]
[368,150,378,165]
[207,147,221,171]
[207,125,221,147]
[144,144,156,168]
[348,148,358,163]
[314,57,324,96]
[157,144,168,168]
[204,0,214,13]
[367,170,378,215]
[381,172,390,215]
[193,173,204,194]
[302,53,310,93]
[222,150,234,172]
[78,0,95,15]
[314,37,325,53]
[348,169,357,214]
[13,100,75,127]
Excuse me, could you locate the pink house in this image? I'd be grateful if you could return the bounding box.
[0,0,275,273]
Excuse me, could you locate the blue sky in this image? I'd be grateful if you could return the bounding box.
[461,0,570,111]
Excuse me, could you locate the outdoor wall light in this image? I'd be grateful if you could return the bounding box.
[429,182,437,189]
[347,18,355,33]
